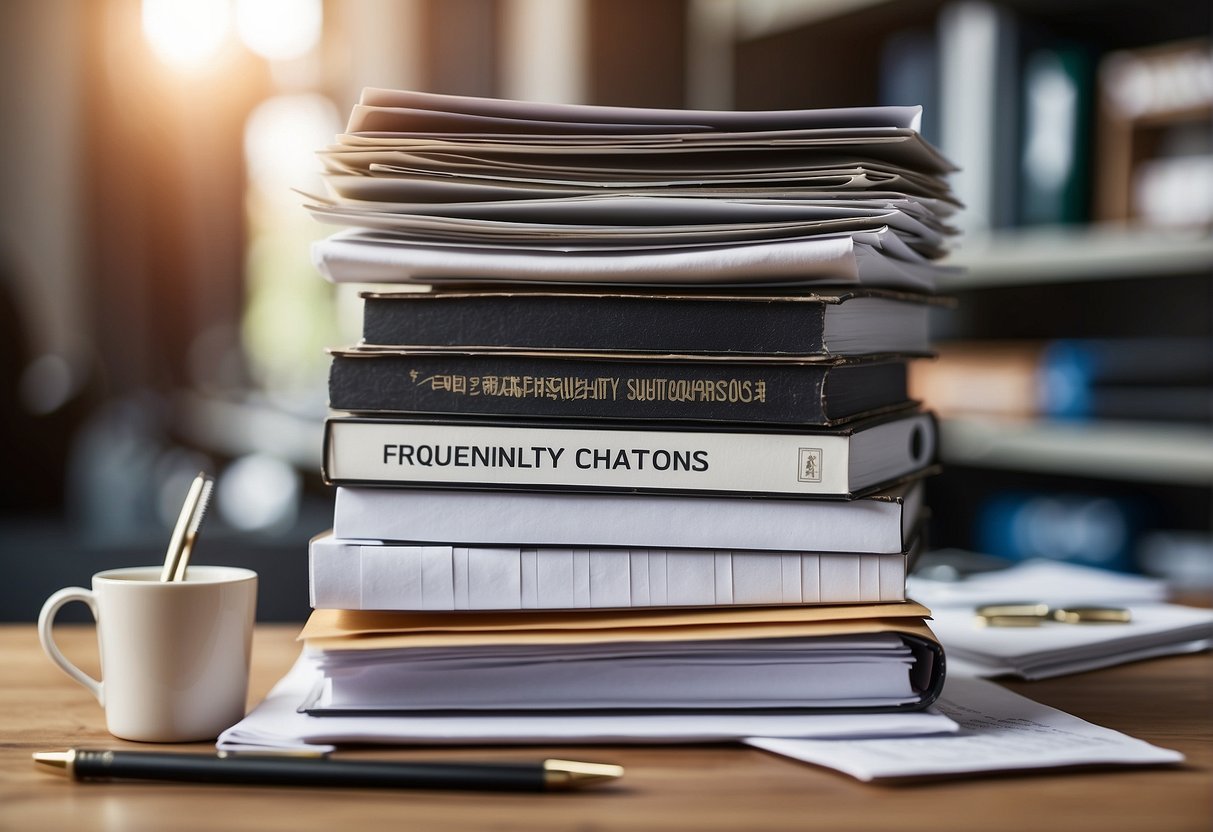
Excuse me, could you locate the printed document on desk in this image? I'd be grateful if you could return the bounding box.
[746,675,1183,781]
[928,603,1213,679]
[906,558,1212,678]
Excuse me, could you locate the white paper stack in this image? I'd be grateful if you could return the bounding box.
[315,635,923,711]
[293,602,947,716]
[307,88,961,290]
[928,602,1213,679]
[278,88,958,738]
[218,650,958,753]
[909,558,1213,679]
[309,531,913,611]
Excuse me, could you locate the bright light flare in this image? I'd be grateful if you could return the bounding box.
[236,0,322,62]
[245,93,340,203]
[141,0,231,70]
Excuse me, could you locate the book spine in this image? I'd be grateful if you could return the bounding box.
[362,294,828,354]
[325,418,877,496]
[325,414,936,496]
[331,485,917,553]
[309,537,909,611]
[1018,45,1092,226]
[328,352,908,425]
[938,1,1019,233]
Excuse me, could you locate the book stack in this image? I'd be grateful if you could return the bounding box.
[296,89,960,725]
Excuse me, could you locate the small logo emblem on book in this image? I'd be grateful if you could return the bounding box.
[798,448,823,483]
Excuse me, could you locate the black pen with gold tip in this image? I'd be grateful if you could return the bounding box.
[34,749,623,792]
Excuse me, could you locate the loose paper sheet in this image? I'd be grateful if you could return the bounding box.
[352,88,927,133]
[312,228,944,290]
[927,603,1213,679]
[906,558,1170,609]
[745,675,1184,781]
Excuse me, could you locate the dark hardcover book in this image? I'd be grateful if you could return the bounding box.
[1018,44,1092,226]
[328,348,911,425]
[359,289,938,357]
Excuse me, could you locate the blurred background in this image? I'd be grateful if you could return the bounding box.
[0,0,1210,620]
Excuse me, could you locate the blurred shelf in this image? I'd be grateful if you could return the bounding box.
[939,225,1213,291]
[731,0,893,39]
[939,416,1213,485]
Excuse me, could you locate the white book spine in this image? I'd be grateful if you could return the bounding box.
[325,414,934,496]
[310,534,908,611]
[331,482,921,553]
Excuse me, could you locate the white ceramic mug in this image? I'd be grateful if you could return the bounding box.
[38,565,258,742]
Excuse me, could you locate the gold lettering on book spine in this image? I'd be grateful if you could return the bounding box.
[411,371,768,406]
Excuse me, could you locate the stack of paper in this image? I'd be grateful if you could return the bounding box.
[230,88,963,750]
[908,557,1213,678]
[218,650,958,754]
[928,602,1213,679]
[219,603,956,752]
[213,88,1201,785]
[309,531,916,611]
[306,88,961,290]
[299,603,946,713]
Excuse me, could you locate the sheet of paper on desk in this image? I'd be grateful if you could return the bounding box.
[906,558,1169,608]
[217,651,957,753]
[745,676,1184,781]
[928,602,1213,679]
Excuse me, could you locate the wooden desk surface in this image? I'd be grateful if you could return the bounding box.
[2,623,1209,832]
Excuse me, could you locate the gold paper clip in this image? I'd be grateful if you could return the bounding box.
[976,603,1132,627]
[1050,606,1133,625]
[973,603,1052,627]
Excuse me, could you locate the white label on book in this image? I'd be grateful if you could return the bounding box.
[536,550,575,610]
[821,555,861,604]
[328,420,860,495]
[363,548,422,610]
[470,548,521,609]
[667,552,715,607]
[734,554,782,606]
[802,555,822,604]
[573,549,592,608]
[421,546,455,611]
[649,551,668,606]
[714,552,733,605]
[781,555,801,604]
[590,549,631,608]
[453,548,470,610]
[520,549,539,609]
[630,551,650,607]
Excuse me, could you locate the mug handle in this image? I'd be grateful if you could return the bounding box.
[38,587,104,706]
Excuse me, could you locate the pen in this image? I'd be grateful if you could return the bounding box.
[34,749,623,792]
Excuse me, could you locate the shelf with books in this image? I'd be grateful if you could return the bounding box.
[937,416,1213,485]
[711,0,1212,571]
